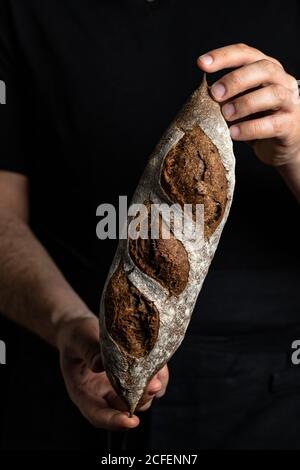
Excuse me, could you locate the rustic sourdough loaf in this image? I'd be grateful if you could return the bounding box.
[99,74,236,415]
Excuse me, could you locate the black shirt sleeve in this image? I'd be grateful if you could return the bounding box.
[0,0,29,176]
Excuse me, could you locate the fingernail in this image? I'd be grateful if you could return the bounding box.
[230,126,240,139]
[198,54,214,66]
[222,103,236,119]
[211,83,226,100]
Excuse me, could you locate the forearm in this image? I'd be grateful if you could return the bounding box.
[278,152,300,203]
[0,209,93,347]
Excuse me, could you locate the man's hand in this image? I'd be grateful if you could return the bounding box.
[57,315,169,431]
[197,43,300,168]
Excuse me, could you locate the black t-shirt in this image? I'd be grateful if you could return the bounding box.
[0,0,300,450]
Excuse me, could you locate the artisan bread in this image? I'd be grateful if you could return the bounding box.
[99,74,236,415]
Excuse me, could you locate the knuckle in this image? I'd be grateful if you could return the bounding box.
[236,42,249,51]
[272,84,287,102]
[230,71,244,89]
[241,93,255,111]
[273,58,284,69]
[248,120,262,138]
[265,55,284,69]
[159,365,169,380]
[156,390,166,399]
[286,74,298,91]
[237,43,261,56]
[137,400,153,413]
[140,404,152,413]
[260,58,276,75]
[271,115,285,136]
[246,119,264,140]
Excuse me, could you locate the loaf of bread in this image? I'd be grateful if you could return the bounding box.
[99,74,236,415]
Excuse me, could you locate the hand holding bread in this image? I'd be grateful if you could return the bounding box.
[198,43,300,168]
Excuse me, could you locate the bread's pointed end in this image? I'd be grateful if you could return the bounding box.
[119,389,141,419]
[127,396,140,418]
[199,72,210,96]
[128,407,135,419]
[104,365,147,420]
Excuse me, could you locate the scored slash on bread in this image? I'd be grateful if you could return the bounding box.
[99,74,236,416]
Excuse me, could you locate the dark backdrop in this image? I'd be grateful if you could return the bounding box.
[0,0,300,450]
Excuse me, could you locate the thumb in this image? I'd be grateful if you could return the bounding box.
[79,340,103,372]
[73,317,104,372]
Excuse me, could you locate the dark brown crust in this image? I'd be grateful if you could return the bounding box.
[161,125,228,237]
[105,262,159,358]
[129,202,190,296]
